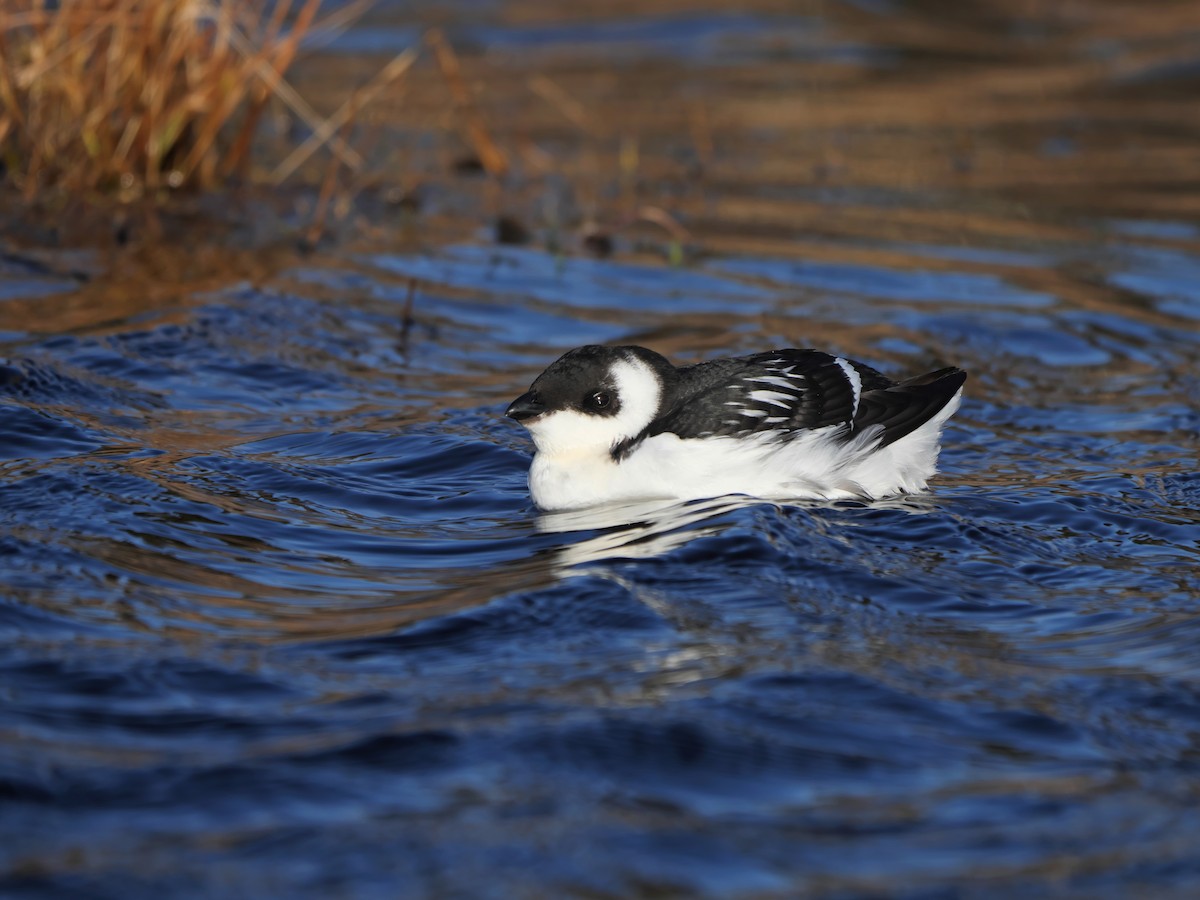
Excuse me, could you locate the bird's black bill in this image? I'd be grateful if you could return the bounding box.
[505,391,546,421]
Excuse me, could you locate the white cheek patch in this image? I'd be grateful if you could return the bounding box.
[607,356,661,439]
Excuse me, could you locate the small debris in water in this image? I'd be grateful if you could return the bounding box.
[495,215,532,245]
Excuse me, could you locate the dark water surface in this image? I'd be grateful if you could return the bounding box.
[3,3,1200,897]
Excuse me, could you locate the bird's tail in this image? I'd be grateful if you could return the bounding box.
[852,367,967,449]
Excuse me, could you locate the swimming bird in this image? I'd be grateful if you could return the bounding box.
[505,345,966,511]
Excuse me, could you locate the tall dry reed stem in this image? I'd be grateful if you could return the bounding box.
[0,0,329,202]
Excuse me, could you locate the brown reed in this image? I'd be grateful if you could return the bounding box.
[0,0,328,203]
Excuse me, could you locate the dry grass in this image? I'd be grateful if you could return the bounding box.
[0,0,363,204]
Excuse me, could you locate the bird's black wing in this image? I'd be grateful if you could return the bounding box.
[852,366,967,448]
[647,350,881,439]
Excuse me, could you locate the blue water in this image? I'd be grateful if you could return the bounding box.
[3,227,1197,896]
[4,5,1200,898]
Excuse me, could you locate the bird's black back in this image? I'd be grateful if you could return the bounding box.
[637,349,965,449]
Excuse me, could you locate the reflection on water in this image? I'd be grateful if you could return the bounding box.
[2,1,1200,896]
[537,495,759,569]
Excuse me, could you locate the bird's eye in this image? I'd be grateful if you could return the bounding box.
[586,391,612,410]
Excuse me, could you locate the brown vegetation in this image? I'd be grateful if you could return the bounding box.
[0,0,335,201]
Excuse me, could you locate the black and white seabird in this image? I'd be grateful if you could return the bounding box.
[506,345,966,511]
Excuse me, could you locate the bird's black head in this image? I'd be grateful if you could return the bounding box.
[505,345,675,455]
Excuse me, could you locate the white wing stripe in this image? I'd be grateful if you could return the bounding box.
[748,389,794,409]
[834,357,862,417]
[746,375,800,390]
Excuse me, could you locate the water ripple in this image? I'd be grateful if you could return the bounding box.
[3,17,1200,895]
